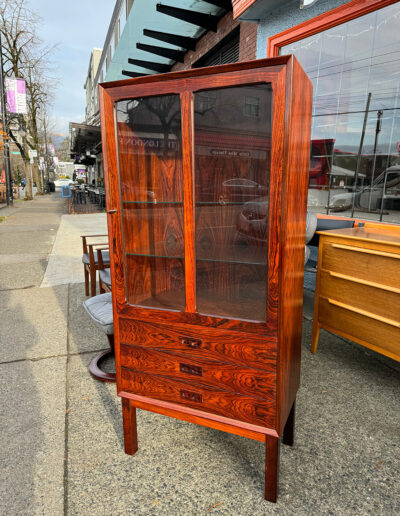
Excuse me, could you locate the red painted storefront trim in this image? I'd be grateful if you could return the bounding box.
[267,0,399,57]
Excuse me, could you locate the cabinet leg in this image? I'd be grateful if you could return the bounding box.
[122,398,138,456]
[311,322,320,354]
[282,401,295,447]
[265,435,280,503]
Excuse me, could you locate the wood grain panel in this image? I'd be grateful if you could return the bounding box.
[123,204,184,257]
[318,296,400,358]
[120,344,276,400]
[125,255,185,309]
[120,369,276,428]
[124,394,273,441]
[119,318,277,370]
[319,269,400,323]
[277,56,313,434]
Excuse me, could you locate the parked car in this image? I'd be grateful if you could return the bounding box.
[54,178,74,189]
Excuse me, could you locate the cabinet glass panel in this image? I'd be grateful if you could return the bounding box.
[116,94,185,310]
[194,84,272,321]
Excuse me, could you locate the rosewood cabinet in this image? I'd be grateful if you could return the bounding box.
[99,56,312,502]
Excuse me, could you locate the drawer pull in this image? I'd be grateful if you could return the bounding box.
[180,389,203,403]
[179,363,203,376]
[332,243,400,260]
[180,337,202,348]
[325,297,400,328]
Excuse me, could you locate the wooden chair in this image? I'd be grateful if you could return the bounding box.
[81,235,109,297]
[97,248,112,293]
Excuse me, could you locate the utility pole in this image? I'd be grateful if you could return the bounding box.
[43,115,49,192]
[0,31,13,205]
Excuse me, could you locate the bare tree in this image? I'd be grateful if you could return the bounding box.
[0,0,57,199]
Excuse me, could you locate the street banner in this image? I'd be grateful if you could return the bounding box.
[53,156,59,166]
[4,78,27,114]
[47,144,55,156]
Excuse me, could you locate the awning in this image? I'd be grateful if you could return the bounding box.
[69,123,102,156]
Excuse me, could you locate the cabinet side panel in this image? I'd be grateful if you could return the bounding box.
[278,58,313,434]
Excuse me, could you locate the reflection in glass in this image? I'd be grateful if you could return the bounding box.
[282,3,400,223]
[116,94,185,309]
[194,85,272,321]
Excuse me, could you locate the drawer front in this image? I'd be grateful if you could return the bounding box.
[120,368,276,428]
[120,344,276,400]
[318,297,400,357]
[321,242,400,289]
[119,318,277,370]
[319,270,400,323]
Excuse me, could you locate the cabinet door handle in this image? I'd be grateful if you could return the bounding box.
[180,337,202,348]
[179,363,203,376]
[180,389,203,403]
[108,209,117,214]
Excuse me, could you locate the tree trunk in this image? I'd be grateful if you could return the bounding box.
[34,163,43,194]
[24,161,33,200]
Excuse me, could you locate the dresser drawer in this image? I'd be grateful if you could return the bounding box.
[321,242,400,289]
[120,368,276,428]
[318,297,400,357]
[120,344,276,400]
[319,270,400,323]
[119,319,277,370]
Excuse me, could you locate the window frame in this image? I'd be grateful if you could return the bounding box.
[266,0,399,58]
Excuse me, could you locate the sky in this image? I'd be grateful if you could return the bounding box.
[30,0,115,137]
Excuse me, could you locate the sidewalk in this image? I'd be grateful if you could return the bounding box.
[0,193,399,515]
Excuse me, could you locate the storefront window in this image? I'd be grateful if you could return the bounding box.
[281,2,400,223]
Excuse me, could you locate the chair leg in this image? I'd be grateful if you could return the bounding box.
[90,267,96,297]
[84,267,89,296]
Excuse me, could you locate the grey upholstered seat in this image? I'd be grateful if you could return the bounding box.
[305,211,318,244]
[82,249,110,265]
[83,292,113,335]
[99,268,112,288]
[305,211,317,265]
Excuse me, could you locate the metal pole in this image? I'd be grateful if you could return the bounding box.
[351,92,371,218]
[367,109,383,211]
[0,31,13,205]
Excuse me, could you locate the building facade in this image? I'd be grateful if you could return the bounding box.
[73,0,400,223]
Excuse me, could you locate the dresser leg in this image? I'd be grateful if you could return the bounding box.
[282,400,295,447]
[122,398,138,455]
[265,435,280,503]
[311,322,320,354]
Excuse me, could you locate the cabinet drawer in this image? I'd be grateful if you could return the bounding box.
[321,242,400,289]
[119,319,277,370]
[319,270,400,323]
[120,344,276,400]
[120,368,276,428]
[318,297,400,357]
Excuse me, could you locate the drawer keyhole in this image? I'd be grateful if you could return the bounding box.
[180,337,202,348]
[180,389,203,403]
[179,363,203,376]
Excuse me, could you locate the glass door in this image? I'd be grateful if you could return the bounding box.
[115,94,185,310]
[193,84,273,322]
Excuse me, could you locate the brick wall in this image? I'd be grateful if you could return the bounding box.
[171,11,257,72]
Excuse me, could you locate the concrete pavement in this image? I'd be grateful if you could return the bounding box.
[0,193,399,515]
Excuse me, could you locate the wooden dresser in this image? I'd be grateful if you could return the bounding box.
[99,56,312,502]
[311,227,400,362]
